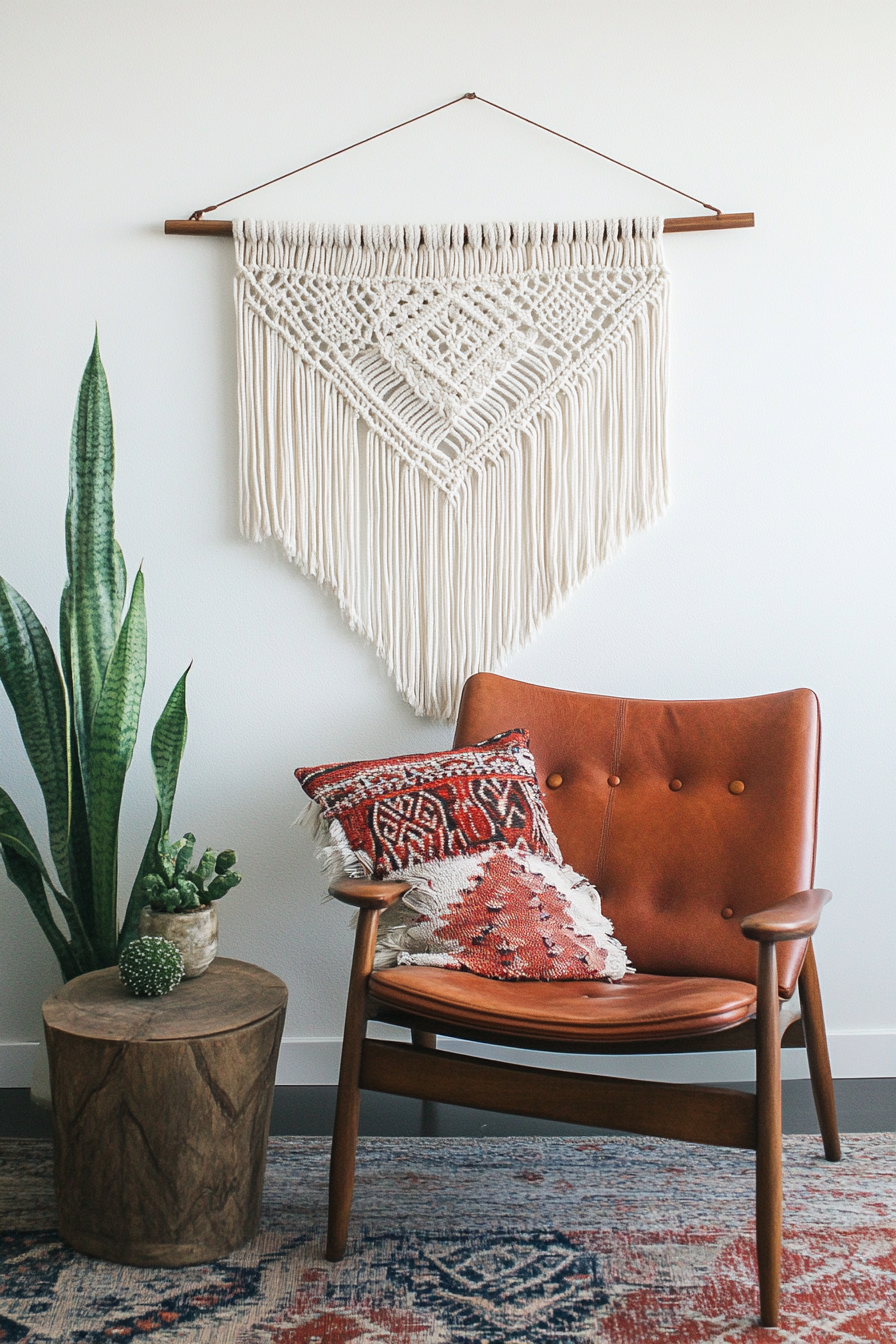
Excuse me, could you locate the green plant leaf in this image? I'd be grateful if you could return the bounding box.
[215,849,237,873]
[149,669,189,834]
[193,847,216,886]
[87,569,147,964]
[208,870,241,900]
[0,787,91,980]
[113,541,127,626]
[174,833,195,876]
[66,336,120,772]
[138,872,166,901]
[175,876,200,908]
[0,577,73,891]
[0,784,59,879]
[153,886,181,913]
[119,667,189,952]
[0,841,81,982]
[58,578,94,927]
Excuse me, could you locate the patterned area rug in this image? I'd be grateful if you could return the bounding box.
[1,1134,894,1342]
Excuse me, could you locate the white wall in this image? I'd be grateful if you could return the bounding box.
[2,0,894,1084]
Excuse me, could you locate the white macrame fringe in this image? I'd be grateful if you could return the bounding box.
[235,218,669,720]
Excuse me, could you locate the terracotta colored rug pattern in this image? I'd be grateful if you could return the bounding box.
[1,1133,894,1342]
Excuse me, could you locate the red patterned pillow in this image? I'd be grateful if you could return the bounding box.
[373,848,631,981]
[296,731,631,982]
[296,729,561,878]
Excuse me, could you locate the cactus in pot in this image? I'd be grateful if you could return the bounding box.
[140,834,241,912]
[136,833,241,976]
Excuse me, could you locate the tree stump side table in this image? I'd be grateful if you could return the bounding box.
[42,957,287,1267]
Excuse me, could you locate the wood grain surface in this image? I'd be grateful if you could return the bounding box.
[42,957,286,1040]
[360,1039,758,1151]
[43,958,287,1266]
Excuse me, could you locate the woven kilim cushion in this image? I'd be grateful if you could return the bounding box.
[296,731,630,981]
[296,728,560,875]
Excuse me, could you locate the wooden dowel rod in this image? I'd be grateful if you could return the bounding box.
[164,211,754,238]
[663,211,754,233]
[166,219,234,236]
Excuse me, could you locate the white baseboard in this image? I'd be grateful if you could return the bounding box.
[826,1030,896,1080]
[4,1028,895,1090]
[0,1044,40,1089]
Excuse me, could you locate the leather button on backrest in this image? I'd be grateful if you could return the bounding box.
[729,780,745,795]
[607,775,621,787]
[546,773,563,789]
[721,907,734,919]
[669,778,683,791]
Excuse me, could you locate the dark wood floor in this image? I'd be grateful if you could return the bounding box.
[2,1078,894,1139]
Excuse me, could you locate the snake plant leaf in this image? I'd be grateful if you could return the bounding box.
[0,784,60,880]
[0,577,72,891]
[149,668,189,834]
[113,541,127,626]
[87,568,147,964]
[66,336,120,769]
[58,579,73,700]
[58,576,96,924]
[0,841,81,982]
[118,666,190,952]
[0,787,90,980]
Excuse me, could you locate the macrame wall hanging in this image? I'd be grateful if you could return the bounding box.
[166,94,753,720]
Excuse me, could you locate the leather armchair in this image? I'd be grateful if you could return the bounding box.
[324,674,839,1328]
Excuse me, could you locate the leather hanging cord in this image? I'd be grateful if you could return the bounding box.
[471,95,721,216]
[189,94,470,220]
[188,92,721,221]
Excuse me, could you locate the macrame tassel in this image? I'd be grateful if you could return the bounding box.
[235,218,669,719]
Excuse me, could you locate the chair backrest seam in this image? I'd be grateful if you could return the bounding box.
[595,697,627,888]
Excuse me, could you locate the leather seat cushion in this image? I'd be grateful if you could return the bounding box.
[368,966,758,1043]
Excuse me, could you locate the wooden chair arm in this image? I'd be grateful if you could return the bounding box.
[328,877,411,910]
[740,888,832,943]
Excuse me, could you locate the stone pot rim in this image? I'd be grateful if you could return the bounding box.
[140,902,216,916]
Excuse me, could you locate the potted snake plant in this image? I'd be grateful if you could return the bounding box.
[136,832,241,976]
[0,336,192,997]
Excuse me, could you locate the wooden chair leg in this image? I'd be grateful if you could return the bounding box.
[411,1029,438,1050]
[327,1065,362,1261]
[327,909,379,1262]
[799,941,841,1162]
[755,940,782,1328]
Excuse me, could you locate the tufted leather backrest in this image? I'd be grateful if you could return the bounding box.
[453,674,820,998]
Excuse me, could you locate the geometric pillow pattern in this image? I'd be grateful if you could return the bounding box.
[373,846,631,981]
[296,728,631,982]
[296,729,562,877]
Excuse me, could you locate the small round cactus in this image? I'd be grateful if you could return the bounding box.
[119,936,184,997]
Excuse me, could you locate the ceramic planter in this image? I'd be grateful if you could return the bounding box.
[137,902,218,978]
